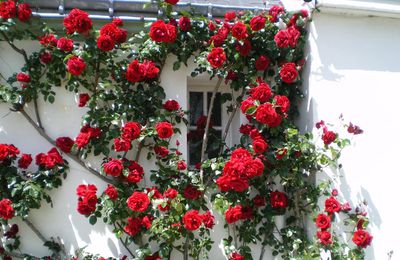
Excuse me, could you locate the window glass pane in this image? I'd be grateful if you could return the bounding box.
[189,92,203,126]
[188,130,202,165]
[207,92,222,127]
[207,129,222,159]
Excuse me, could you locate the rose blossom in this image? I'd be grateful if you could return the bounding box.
[40,52,52,64]
[103,159,123,177]
[235,39,251,56]
[207,47,226,69]
[122,122,141,141]
[78,93,90,107]
[124,217,142,236]
[165,0,179,5]
[179,16,191,31]
[154,146,169,158]
[250,82,272,103]
[255,55,270,71]
[201,211,215,229]
[231,22,248,40]
[352,230,373,248]
[322,130,337,145]
[250,15,266,31]
[63,9,92,34]
[17,3,31,22]
[127,191,150,212]
[18,154,32,169]
[67,56,86,76]
[183,210,202,231]
[253,137,268,154]
[114,138,131,152]
[317,231,332,245]
[280,62,298,84]
[270,191,288,209]
[183,185,202,200]
[255,103,282,127]
[325,196,341,214]
[163,100,180,111]
[57,37,74,52]
[274,95,290,113]
[0,199,15,220]
[315,214,331,230]
[149,20,177,43]
[16,73,30,83]
[156,122,174,139]
[104,185,118,200]
[97,35,115,52]
[229,253,244,260]
[0,0,16,20]
[56,137,74,153]
[164,188,178,199]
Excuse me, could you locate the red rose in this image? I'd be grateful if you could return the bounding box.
[250,129,261,139]
[208,20,216,31]
[224,12,236,21]
[183,185,202,200]
[149,20,177,43]
[38,34,57,47]
[325,196,341,213]
[255,103,282,127]
[126,60,144,83]
[280,62,298,83]
[352,230,373,248]
[275,148,287,160]
[255,55,270,71]
[103,159,123,177]
[78,93,90,107]
[270,191,288,209]
[126,160,144,183]
[210,27,229,47]
[253,195,266,207]
[207,47,226,69]
[156,122,174,139]
[165,0,179,5]
[274,95,290,113]
[122,122,141,141]
[287,26,300,47]
[229,253,244,260]
[35,148,63,169]
[322,130,337,145]
[127,191,150,212]
[75,132,90,149]
[56,137,74,153]
[348,122,363,135]
[97,35,115,52]
[40,52,52,64]
[177,160,187,170]
[253,137,268,154]
[269,6,284,22]
[104,185,118,200]
[124,217,142,236]
[0,0,16,20]
[235,39,252,56]
[63,9,93,34]
[142,215,153,230]
[317,231,332,245]
[231,22,248,40]
[17,3,31,22]
[114,138,131,152]
[154,146,169,158]
[240,97,256,115]
[201,211,215,229]
[67,56,86,76]
[163,99,180,111]
[0,199,15,220]
[100,23,127,44]
[164,188,178,199]
[141,60,159,79]
[216,174,249,192]
[57,37,74,52]
[315,214,331,230]
[250,15,266,31]
[239,124,253,135]
[225,205,243,224]
[274,30,290,48]
[250,82,272,103]
[16,73,30,83]
[0,144,19,160]
[183,210,202,231]
[18,154,32,169]
[112,18,123,27]
[179,16,191,31]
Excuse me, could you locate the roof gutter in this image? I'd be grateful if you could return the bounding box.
[316,0,400,19]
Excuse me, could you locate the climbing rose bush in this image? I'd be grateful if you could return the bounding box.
[0,0,372,259]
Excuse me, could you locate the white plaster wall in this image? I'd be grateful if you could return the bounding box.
[299,12,400,260]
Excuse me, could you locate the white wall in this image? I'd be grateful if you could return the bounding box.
[300,12,400,260]
[1,11,400,259]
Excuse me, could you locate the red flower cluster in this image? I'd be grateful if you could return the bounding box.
[274,26,300,49]
[165,0,179,5]
[353,229,373,248]
[57,37,74,52]
[149,20,177,43]
[315,120,338,145]
[182,210,214,231]
[125,160,144,183]
[75,125,101,149]
[104,185,118,200]
[38,33,57,47]
[255,55,270,71]
[154,145,169,158]
[76,184,97,216]
[163,99,180,111]
[0,144,20,161]
[124,215,152,236]
[179,16,191,31]
[156,122,174,139]
[127,191,150,212]
[16,72,30,83]
[207,47,226,68]
[0,0,32,22]
[0,199,15,220]
[78,93,90,107]
[225,205,253,224]
[216,148,264,192]
[270,191,288,209]
[63,9,92,34]
[280,62,298,84]
[56,137,74,153]
[103,159,123,177]
[183,185,202,200]
[126,60,159,83]
[35,148,64,169]
[231,22,248,40]
[269,5,285,23]
[121,121,142,141]
[97,20,127,52]
[67,56,86,76]
[250,15,266,31]
[18,154,32,169]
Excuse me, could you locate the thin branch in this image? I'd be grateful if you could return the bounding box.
[114,222,135,258]
[33,98,43,129]
[0,31,29,63]
[24,219,47,244]
[19,109,117,185]
[219,87,246,155]
[199,77,223,184]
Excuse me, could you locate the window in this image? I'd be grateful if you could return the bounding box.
[187,85,231,166]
